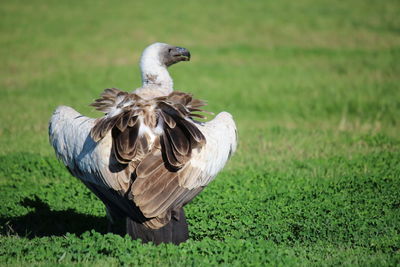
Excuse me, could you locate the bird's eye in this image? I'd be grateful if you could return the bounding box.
[168,48,172,53]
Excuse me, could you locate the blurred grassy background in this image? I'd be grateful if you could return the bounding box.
[0,0,399,265]
[1,0,399,156]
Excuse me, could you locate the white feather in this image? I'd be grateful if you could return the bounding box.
[136,42,174,94]
[49,106,121,190]
[179,112,237,190]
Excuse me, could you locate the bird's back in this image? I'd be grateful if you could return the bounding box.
[49,89,237,230]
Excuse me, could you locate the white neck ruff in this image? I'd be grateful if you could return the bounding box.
[139,46,173,94]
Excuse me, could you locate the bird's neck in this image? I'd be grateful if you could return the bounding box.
[140,58,173,94]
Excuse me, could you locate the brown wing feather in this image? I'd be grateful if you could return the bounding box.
[135,150,164,178]
[131,145,206,229]
[144,185,187,217]
[156,93,207,169]
[135,173,178,209]
[116,111,131,132]
[112,124,140,163]
[165,126,190,156]
[91,116,120,142]
[160,133,181,169]
[160,112,176,128]
[178,118,206,145]
[132,164,166,195]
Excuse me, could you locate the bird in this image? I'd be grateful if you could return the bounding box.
[49,42,237,245]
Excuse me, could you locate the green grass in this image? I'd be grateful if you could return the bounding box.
[0,0,399,265]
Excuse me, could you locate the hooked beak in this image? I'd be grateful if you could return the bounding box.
[171,46,191,61]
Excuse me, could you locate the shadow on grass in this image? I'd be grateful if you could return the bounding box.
[0,197,109,239]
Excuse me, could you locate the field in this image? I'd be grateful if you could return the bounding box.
[1,0,399,265]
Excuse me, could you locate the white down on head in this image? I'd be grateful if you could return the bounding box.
[139,42,174,92]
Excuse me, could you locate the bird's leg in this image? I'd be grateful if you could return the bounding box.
[105,206,125,235]
[105,207,115,233]
[171,207,189,244]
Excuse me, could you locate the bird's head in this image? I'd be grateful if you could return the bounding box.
[140,42,191,68]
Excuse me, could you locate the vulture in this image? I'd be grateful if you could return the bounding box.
[49,42,237,245]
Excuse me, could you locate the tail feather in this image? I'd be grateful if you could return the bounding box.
[126,208,188,245]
